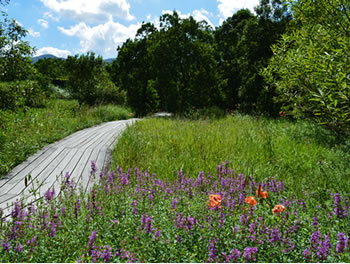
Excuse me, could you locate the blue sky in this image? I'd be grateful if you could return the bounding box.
[1,0,260,59]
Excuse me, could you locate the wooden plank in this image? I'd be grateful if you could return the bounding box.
[38,148,80,197]
[59,125,102,149]
[0,147,56,190]
[70,148,93,187]
[1,147,66,196]
[68,124,110,149]
[84,124,124,151]
[79,148,100,194]
[9,147,69,196]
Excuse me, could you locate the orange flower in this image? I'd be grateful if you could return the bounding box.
[245,196,257,206]
[256,184,268,199]
[129,112,133,116]
[272,204,285,215]
[207,194,222,208]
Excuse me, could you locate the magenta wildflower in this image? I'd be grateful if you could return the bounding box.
[44,188,55,202]
[243,247,258,262]
[336,233,348,254]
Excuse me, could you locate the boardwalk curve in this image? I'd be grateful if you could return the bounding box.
[0,118,137,217]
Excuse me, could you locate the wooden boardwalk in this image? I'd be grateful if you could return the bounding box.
[0,119,137,217]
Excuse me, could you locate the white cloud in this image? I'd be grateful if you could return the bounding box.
[217,0,259,20]
[192,9,215,28]
[28,29,40,38]
[38,19,49,29]
[162,9,215,29]
[43,11,59,21]
[58,19,140,57]
[40,0,135,23]
[35,47,72,58]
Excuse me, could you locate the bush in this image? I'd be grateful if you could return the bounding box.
[95,76,126,106]
[0,81,45,110]
[93,104,132,122]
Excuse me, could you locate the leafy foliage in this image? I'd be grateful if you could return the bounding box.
[0,12,35,82]
[65,52,126,106]
[0,81,45,110]
[114,12,223,115]
[262,0,350,134]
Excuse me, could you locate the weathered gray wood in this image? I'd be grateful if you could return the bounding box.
[0,119,138,217]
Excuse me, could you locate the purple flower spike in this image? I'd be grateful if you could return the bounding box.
[336,233,348,254]
[90,160,97,174]
[44,188,55,202]
[243,247,258,262]
[88,230,97,249]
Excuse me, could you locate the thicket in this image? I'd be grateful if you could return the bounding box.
[262,0,350,135]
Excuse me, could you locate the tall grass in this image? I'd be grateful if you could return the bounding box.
[0,99,132,178]
[112,114,350,196]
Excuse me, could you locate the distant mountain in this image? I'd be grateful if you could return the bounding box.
[104,58,115,64]
[31,54,62,63]
[31,54,115,64]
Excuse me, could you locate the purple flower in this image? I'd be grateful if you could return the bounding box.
[336,233,348,254]
[2,242,11,252]
[44,188,55,202]
[303,248,312,260]
[102,245,112,262]
[15,243,23,252]
[317,235,331,261]
[49,221,57,237]
[310,230,321,248]
[222,248,241,262]
[311,216,318,228]
[74,199,81,218]
[153,229,161,241]
[208,239,218,262]
[230,248,241,261]
[141,214,153,233]
[239,214,248,225]
[186,215,197,231]
[243,247,258,262]
[171,198,178,209]
[88,230,97,249]
[90,160,97,174]
[333,193,348,218]
[11,202,21,218]
[269,228,281,243]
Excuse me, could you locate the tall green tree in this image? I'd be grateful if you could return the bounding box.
[65,52,125,106]
[215,1,290,114]
[0,11,35,81]
[114,12,222,115]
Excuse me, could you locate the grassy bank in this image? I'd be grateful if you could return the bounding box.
[112,115,350,195]
[0,99,132,177]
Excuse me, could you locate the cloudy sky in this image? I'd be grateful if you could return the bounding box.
[2,0,260,59]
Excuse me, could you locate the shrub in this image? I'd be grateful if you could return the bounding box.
[0,81,45,110]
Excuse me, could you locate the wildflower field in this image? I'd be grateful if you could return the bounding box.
[0,115,349,262]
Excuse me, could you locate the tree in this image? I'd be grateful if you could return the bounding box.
[262,0,350,133]
[0,11,35,81]
[214,2,290,114]
[114,12,222,114]
[65,52,125,106]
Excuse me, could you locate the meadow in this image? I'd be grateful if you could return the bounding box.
[0,99,133,178]
[0,114,349,262]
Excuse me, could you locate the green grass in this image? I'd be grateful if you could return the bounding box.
[112,114,350,196]
[0,99,132,178]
